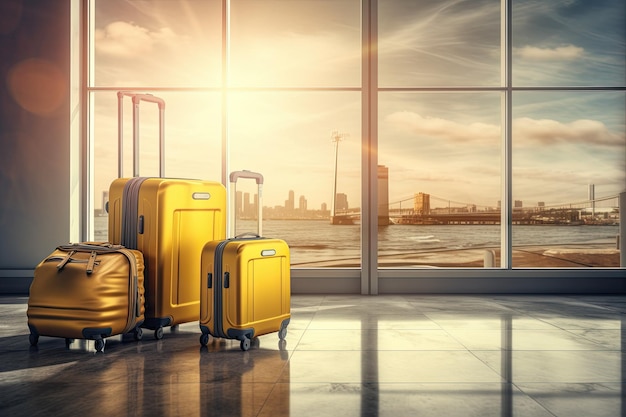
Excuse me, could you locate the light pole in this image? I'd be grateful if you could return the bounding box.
[330,130,348,224]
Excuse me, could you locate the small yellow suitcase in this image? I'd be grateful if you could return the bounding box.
[27,243,145,352]
[108,92,226,339]
[199,171,290,351]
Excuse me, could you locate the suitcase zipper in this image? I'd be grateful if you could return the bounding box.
[116,248,141,334]
[213,240,230,338]
[121,177,149,250]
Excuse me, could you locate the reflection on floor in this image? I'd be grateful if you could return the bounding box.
[1,294,625,417]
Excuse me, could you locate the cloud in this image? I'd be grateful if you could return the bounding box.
[513,117,624,147]
[386,111,623,148]
[514,45,585,61]
[94,21,181,57]
[385,111,500,144]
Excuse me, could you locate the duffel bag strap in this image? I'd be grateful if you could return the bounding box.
[57,242,124,253]
[56,251,76,271]
[86,251,98,275]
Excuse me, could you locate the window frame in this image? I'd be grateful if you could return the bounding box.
[81,0,626,295]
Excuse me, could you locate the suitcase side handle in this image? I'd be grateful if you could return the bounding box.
[117,91,166,178]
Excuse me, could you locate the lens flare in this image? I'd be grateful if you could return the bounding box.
[6,58,66,116]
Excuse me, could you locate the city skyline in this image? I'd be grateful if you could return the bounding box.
[98,180,620,217]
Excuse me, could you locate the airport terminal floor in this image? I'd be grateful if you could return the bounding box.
[1,294,625,417]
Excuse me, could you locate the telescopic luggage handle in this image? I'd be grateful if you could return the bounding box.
[117,91,166,178]
[229,170,264,238]
[229,170,264,185]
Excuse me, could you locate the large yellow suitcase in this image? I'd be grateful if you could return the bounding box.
[108,92,226,339]
[27,243,145,352]
[199,171,290,351]
[109,177,226,339]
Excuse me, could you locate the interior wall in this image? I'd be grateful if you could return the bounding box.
[0,0,72,293]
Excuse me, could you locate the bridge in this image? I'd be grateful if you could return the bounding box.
[389,210,583,225]
[331,194,620,226]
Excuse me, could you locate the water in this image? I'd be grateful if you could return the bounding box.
[95,216,619,266]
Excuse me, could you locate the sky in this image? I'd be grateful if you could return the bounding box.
[91,0,625,211]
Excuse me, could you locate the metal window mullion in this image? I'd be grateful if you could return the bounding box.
[362,0,378,295]
[222,0,232,232]
[82,0,94,242]
[501,0,513,269]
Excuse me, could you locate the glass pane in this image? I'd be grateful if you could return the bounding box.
[512,92,625,267]
[379,0,501,87]
[379,93,502,268]
[92,0,221,87]
[92,91,222,240]
[229,0,360,88]
[513,0,626,87]
[228,92,361,267]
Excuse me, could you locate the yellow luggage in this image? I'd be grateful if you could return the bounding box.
[199,171,290,351]
[27,243,145,352]
[109,177,226,339]
[108,92,226,339]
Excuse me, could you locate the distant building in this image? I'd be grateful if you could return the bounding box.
[335,193,349,211]
[243,192,251,217]
[414,192,430,215]
[285,190,295,212]
[321,202,327,212]
[240,192,258,218]
[299,195,307,212]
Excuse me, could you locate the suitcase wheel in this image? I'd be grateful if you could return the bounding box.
[199,333,210,346]
[29,333,39,347]
[240,337,251,351]
[133,327,143,341]
[154,327,164,340]
[278,326,287,341]
[94,338,106,353]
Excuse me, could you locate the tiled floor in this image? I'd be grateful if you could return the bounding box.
[1,294,625,417]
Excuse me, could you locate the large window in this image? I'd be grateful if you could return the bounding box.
[378,0,501,87]
[86,0,625,293]
[509,0,625,268]
[512,0,626,87]
[378,92,502,268]
[511,92,624,267]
